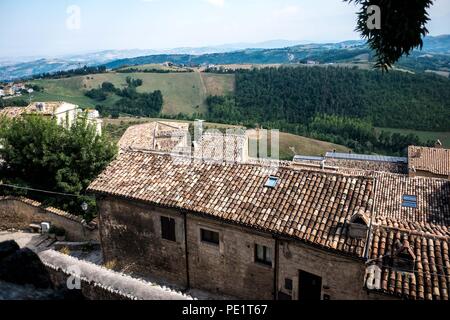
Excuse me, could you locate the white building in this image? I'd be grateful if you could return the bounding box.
[0,101,103,136]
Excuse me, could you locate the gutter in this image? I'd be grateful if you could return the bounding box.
[273,236,279,300]
[363,179,378,260]
[183,211,191,290]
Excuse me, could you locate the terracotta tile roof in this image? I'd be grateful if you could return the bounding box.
[367,227,449,300]
[118,121,190,154]
[366,172,450,300]
[373,172,450,234]
[194,132,247,163]
[25,102,61,115]
[88,150,375,257]
[408,146,450,177]
[0,107,26,118]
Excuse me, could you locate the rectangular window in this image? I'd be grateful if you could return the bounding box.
[255,244,273,266]
[265,176,279,188]
[402,195,417,208]
[201,229,220,245]
[161,216,176,242]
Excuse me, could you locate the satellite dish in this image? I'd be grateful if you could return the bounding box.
[81,202,88,212]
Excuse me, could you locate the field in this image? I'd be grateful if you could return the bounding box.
[25,71,235,116]
[377,127,450,148]
[103,117,350,160]
[247,130,350,160]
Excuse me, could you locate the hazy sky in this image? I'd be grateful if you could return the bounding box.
[1,0,449,58]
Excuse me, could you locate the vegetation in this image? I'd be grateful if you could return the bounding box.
[0,116,117,220]
[86,78,163,117]
[116,67,193,74]
[32,65,107,80]
[346,0,434,69]
[206,67,448,155]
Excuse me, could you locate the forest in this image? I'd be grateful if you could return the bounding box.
[206,67,450,155]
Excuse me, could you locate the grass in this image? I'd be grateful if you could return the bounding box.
[376,127,450,148]
[103,117,350,160]
[23,71,235,116]
[248,131,350,160]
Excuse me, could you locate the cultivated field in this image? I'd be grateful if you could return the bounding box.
[27,71,235,116]
[377,127,450,148]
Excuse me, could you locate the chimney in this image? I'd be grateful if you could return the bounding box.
[194,119,205,142]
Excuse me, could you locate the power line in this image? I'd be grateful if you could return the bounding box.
[0,182,85,198]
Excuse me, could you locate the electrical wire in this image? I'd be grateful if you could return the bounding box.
[0,182,85,198]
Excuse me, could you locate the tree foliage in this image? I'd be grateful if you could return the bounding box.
[346,0,434,70]
[206,67,446,155]
[0,116,117,220]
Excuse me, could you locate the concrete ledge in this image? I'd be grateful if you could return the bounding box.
[39,250,193,300]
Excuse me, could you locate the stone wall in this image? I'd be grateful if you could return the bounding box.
[187,215,275,300]
[97,197,188,287]
[39,250,191,300]
[277,240,369,300]
[97,196,381,300]
[0,197,98,242]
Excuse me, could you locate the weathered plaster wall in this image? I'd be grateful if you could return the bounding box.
[97,197,188,287]
[0,197,98,242]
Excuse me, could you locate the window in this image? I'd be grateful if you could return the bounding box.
[161,216,176,242]
[402,195,417,208]
[201,229,220,245]
[285,278,293,291]
[255,244,273,266]
[265,176,279,188]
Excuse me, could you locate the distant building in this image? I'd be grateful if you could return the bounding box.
[118,121,190,154]
[0,101,102,135]
[293,151,408,174]
[408,146,450,179]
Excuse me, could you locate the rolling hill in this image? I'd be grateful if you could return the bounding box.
[2,36,449,81]
[24,70,235,115]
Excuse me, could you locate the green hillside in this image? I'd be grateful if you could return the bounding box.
[102,117,350,160]
[26,71,235,116]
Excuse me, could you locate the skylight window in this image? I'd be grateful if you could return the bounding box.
[265,176,279,188]
[402,195,417,208]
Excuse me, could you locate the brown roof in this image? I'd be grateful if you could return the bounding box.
[194,132,247,163]
[366,172,450,300]
[368,226,449,300]
[0,107,26,118]
[118,121,190,153]
[408,146,450,177]
[373,172,450,236]
[88,150,375,257]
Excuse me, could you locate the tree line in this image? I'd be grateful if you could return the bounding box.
[206,66,450,155]
[85,77,163,118]
[31,65,107,80]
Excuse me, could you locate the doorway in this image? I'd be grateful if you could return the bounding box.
[298,270,322,300]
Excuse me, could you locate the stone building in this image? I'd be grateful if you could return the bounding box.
[118,121,190,154]
[0,101,102,135]
[88,150,449,300]
[408,146,450,179]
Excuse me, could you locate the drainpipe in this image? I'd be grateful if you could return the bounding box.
[273,236,279,300]
[363,179,378,260]
[183,212,191,290]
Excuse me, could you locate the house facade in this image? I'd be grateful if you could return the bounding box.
[0,101,103,135]
[89,149,449,300]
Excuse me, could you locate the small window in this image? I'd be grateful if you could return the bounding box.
[201,229,220,245]
[265,176,279,188]
[161,216,176,242]
[285,278,293,291]
[255,244,273,266]
[402,195,417,208]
